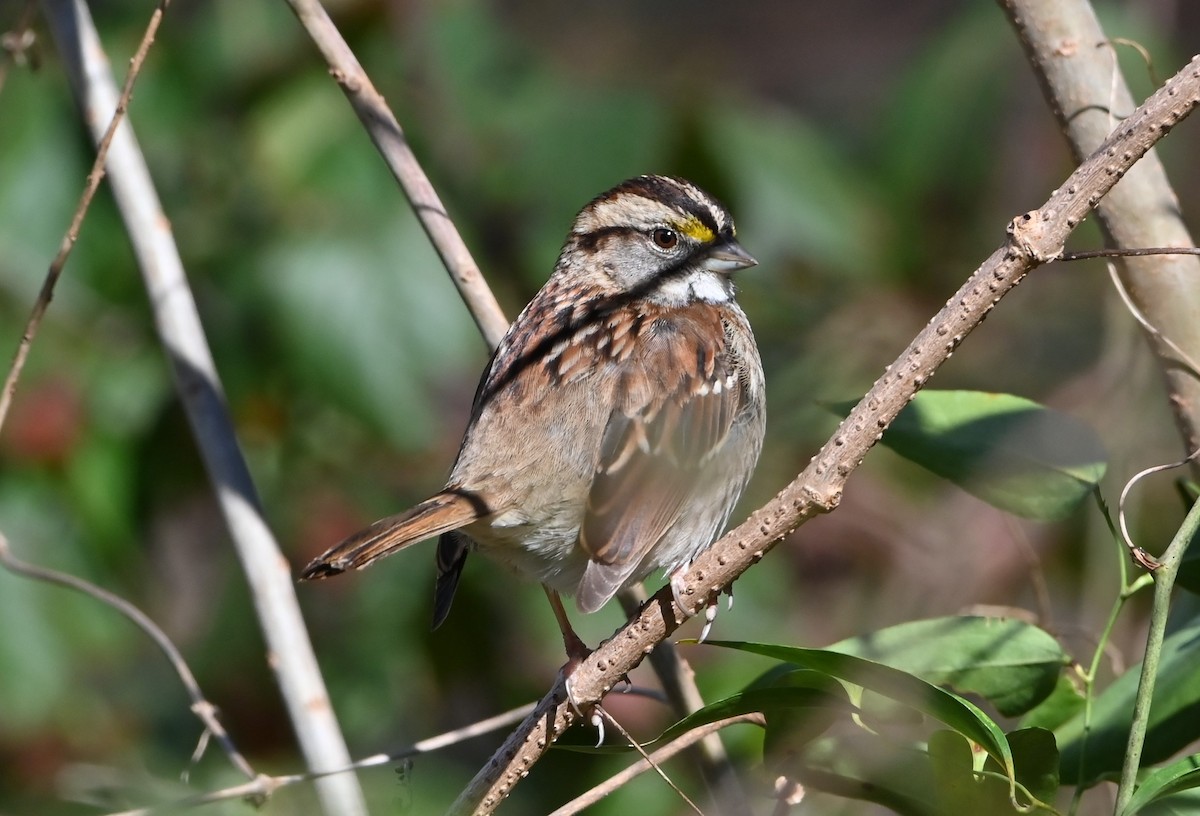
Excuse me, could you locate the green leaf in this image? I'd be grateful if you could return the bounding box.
[829,616,1067,717]
[832,390,1106,520]
[706,641,1016,783]
[1021,673,1087,732]
[800,734,939,816]
[929,728,1059,814]
[760,671,855,772]
[658,674,851,747]
[997,728,1060,806]
[1140,788,1200,816]
[1057,616,1200,785]
[1121,754,1200,815]
[555,677,849,754]
[929,730,988,814]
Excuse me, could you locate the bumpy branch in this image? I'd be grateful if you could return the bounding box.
[450,54,1200,816]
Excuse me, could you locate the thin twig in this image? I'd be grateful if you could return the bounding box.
[617,585,751,814]
[1059,247,1200,260]
[0,0,164,436]
[280,0,509,348]
[1116,447,1200,569]
[104,701,540,816]
[0,531,255,781]
[41,2,365,813]
[1107,262,1200,380]
[449,53,1200,815]
[549,714,764,816]
[592,705,704,816]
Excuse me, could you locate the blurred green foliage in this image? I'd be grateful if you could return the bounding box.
[2,0,1199,813]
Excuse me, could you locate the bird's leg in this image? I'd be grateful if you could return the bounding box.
[543,586,591,667]
[544,587,609,740]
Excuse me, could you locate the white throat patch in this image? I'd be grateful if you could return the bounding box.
[654,269,732,306]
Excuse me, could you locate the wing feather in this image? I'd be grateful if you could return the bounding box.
[576,310,740,609]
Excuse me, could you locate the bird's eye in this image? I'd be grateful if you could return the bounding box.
[651,228,679,250]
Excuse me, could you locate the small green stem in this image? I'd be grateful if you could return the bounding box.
[1070,493,1148,814]
[1113,496,1200,814]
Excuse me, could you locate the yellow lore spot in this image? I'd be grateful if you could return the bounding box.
[678,217,715,244]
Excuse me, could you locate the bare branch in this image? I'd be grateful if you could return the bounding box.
[549,714,764,816]
[0,531,255,781]
[0,0,164,436]
[280,0,510,348]
[1000,0,1200,462]
[40,2,365,812]
[617,586,750,813]
[449,53,1200,816]
[103,701,540,816]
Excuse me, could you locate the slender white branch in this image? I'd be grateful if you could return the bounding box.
[281,0,510,348]
[41,2,364,813]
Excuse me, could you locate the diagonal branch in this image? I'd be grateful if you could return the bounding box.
[548,714,765,816]
[449,53,1200,816]
[280,0,509,347]
[41,2,365,813]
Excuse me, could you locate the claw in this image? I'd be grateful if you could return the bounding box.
[563,672,607,746]
[591,709,606,746]
[698,598,719,643]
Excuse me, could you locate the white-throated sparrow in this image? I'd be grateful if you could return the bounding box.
[302,175,765,652]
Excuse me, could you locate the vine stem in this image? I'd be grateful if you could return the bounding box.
[1114,497,1200,812]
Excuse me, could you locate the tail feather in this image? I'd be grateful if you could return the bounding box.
[300,491,482,580]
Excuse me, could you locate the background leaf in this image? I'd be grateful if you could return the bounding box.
[832,390,1107,520]
[829,616,1067,716]
[1121,754,1200,815]
[1057,615,1200,785]
[706,640,1016,781]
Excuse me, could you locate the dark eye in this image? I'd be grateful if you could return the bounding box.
[651,228,678,250]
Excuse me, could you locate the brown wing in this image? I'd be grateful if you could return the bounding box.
[576,310,741,611]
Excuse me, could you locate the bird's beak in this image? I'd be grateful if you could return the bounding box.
[703,240,757,274]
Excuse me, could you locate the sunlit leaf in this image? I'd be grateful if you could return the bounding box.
[829,616,1067,716]
[1021,673,1087,732]
[832,390,1106,520]
[705,640,1015,782]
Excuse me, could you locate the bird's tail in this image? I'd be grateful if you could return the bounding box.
[300,490,485,580]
